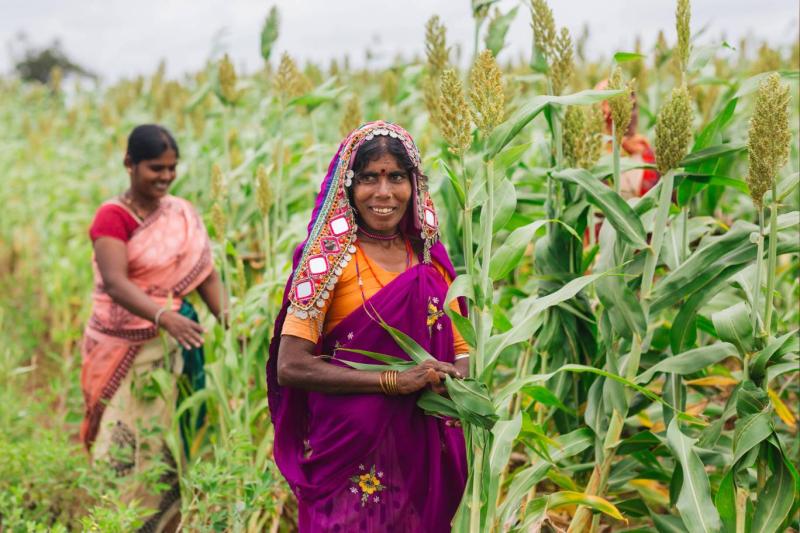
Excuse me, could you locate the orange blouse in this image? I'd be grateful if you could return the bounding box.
[282,244,470,355]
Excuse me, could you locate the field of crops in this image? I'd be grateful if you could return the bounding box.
[1,0,798,531]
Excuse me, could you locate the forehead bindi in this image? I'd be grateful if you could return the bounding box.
[364,155,401,175]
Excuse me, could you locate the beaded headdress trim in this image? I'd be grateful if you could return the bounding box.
[286,121,439,320]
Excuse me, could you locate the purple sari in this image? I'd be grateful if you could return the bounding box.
[267,122,467,532]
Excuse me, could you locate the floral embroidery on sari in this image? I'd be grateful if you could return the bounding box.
[349,464,386,506]
[426,297,444,335]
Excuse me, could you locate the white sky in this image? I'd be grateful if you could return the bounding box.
[2,0,798,82]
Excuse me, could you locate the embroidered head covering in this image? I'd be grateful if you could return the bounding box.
[287,121,439,320]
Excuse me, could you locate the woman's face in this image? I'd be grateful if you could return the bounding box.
[126,148,178,200]
[352,153,412,234]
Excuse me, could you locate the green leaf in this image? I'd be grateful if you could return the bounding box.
[732,412,773,464]
[613,51,646,63]
[486,89,622,158]
[521,385,576,416]
[489,411,522,476]
[651,512,690,533]
[750,330,799,381]
[676,172,750,194]
[666,419,722,533]
[751,450,794,533]
[494,141,531,170]
[417,390,461,419]
[553,168,648,248]
[491,177,517,232]
[439,159,465,209]
[595,275,647,340]
[651,220,800,311]
[497,364,699,423]
[547,491,625,521]
[736,381,770,416]
[485,273,604,367]
[715,469,736,533]
[484,6,518,56]
[371,310,434,364]
[336,348,410,365]
[711,302,755,355]
[444,274,477,347]
[445,375,498,430]
[288,78,345,111]
[635,343,738,384]
[488,219,548,280]
[340,360,415,372]
[497,428,594,524]
[679,142,746,167]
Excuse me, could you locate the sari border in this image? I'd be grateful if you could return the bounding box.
[324,261,450,346]
[172,242,212,295]
[87,315,158,341]
[83,343,143,449]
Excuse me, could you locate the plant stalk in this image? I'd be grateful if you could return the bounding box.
[752,206,765,336]
[612,123,621,195]
[641,172,675,300]
[572,173,675,531]
[763,183,779,335]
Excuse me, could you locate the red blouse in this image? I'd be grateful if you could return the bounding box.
[89,203,140,242]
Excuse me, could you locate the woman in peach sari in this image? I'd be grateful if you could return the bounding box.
[80,124,225,532]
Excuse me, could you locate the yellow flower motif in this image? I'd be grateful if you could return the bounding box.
[350,464,386,506]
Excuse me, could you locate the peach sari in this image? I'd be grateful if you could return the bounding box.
[80,194,212,449]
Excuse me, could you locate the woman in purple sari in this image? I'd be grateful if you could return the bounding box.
[267,121,470,532]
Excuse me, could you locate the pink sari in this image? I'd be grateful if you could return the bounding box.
[80,195,213,449]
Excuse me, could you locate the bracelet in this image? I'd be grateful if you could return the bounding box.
[454,353,470,360]
[380,370,399,396]
[154,308,168,327]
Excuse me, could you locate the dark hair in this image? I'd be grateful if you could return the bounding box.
[125,124,179,164]
[347,135,427,250]
[351,136,416,177]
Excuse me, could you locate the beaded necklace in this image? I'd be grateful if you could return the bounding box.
[354,238,414,303]
[357,227,400,241]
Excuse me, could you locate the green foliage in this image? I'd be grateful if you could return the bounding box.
[0,2,798,531]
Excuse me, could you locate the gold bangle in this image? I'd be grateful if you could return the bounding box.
[391,370,399,395]
[379,371,389,395]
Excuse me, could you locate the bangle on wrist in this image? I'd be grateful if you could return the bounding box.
[154,308,168,327]
[380,370,399,396]
[454,353,470,361]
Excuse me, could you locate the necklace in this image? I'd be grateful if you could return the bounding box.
[354,238,414,303]
[357,226,401,241]
[120,191,158,221]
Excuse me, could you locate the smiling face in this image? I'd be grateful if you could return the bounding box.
[352,153,412,235]
[126,148,178,201]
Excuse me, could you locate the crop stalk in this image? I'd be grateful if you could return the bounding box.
[612,122,621,195]
[752,206,765,336]
[763,183,779,334]
[469,441,485,533]
[641,172,675,299]
[572,173,674,531]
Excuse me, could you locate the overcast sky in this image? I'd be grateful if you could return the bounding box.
[2,0,798,82]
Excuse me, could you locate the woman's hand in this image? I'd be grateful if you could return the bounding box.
[397,360,463,395]
[159,310,205,349]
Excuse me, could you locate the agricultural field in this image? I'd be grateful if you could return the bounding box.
[1,0,798,531]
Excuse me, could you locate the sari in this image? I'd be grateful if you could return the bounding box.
[267,122,468,532]
[80,194,213,530]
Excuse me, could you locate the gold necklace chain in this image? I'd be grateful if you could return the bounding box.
[120,191,157,220]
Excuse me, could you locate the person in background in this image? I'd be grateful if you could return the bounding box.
[268,121,470,532]
[80,124,226,532]
[597,78,660,198]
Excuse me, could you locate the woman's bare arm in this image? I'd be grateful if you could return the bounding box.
[94,237,204,348]
[196,269,228,324]
[277,334,462,395]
